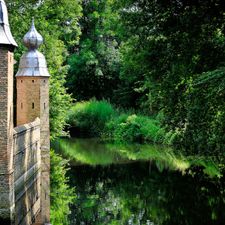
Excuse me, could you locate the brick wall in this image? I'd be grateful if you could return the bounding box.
[16,77,41,126]
[13,119,41,225]
[0,45,15,223]
[16,76,50,224]
[39,78,50,223]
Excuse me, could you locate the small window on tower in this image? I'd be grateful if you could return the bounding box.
[44,80,46,83]
[44,103,46,109]
[32,103,35,109]
[32,80,34,83]
[21,80,23,83]
[21,103,23,109]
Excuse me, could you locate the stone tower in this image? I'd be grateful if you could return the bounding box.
[16,20,50,224]
[0,0,17,223]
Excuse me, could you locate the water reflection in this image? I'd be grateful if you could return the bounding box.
[53,138,221,177]
[69,162,225,225]
[53,138,125,165]
[52,138,224,224]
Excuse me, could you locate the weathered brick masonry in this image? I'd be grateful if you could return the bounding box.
[17,77,50,224]
[0,45,15,223]
[13,119,41,225]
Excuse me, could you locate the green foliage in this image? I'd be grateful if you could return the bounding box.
[66,100,165,143]
[114,0,225,154]
[50,150,76,225]
[8,0,82,139]
[104,114,165,144]
[67,0,120,101]
[9,0,225,154]
[49,74,72,139]
[179,68,225,155]
[66,100,116,137]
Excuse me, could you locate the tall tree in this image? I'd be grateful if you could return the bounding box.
[67,0,120,101]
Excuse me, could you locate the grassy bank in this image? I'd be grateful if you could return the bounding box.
[66,100,166,144]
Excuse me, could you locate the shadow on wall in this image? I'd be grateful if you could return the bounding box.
[13,118,41,225]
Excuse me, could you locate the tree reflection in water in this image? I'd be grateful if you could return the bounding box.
[68,162,225,225]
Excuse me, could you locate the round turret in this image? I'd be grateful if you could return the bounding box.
[16,19,50,77]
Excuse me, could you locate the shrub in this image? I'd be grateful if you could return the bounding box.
[66,100,116,137]
[66,100,166,144]
[104,114,165,144]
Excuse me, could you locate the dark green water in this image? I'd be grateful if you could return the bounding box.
[54,138,225,225]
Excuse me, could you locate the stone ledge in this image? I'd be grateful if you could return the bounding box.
[13,118,40,136]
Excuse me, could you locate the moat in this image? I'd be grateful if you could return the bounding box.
[54,138,225,225]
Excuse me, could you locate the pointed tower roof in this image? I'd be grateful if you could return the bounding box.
[23,18,43,49]
[0,0,17,47]
[16,19,50,77]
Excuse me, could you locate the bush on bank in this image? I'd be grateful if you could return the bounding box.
[66,100,116,137]
[66,100,166,144]
[103,114,165,143]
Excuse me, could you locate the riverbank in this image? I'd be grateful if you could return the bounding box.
[66,100,169,144]
[58,100,225,224]
[63,100,225,178]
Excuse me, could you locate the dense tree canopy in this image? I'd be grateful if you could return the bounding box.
[114,0,225,154]
[8,0,225,154]
[67,0,120,101]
